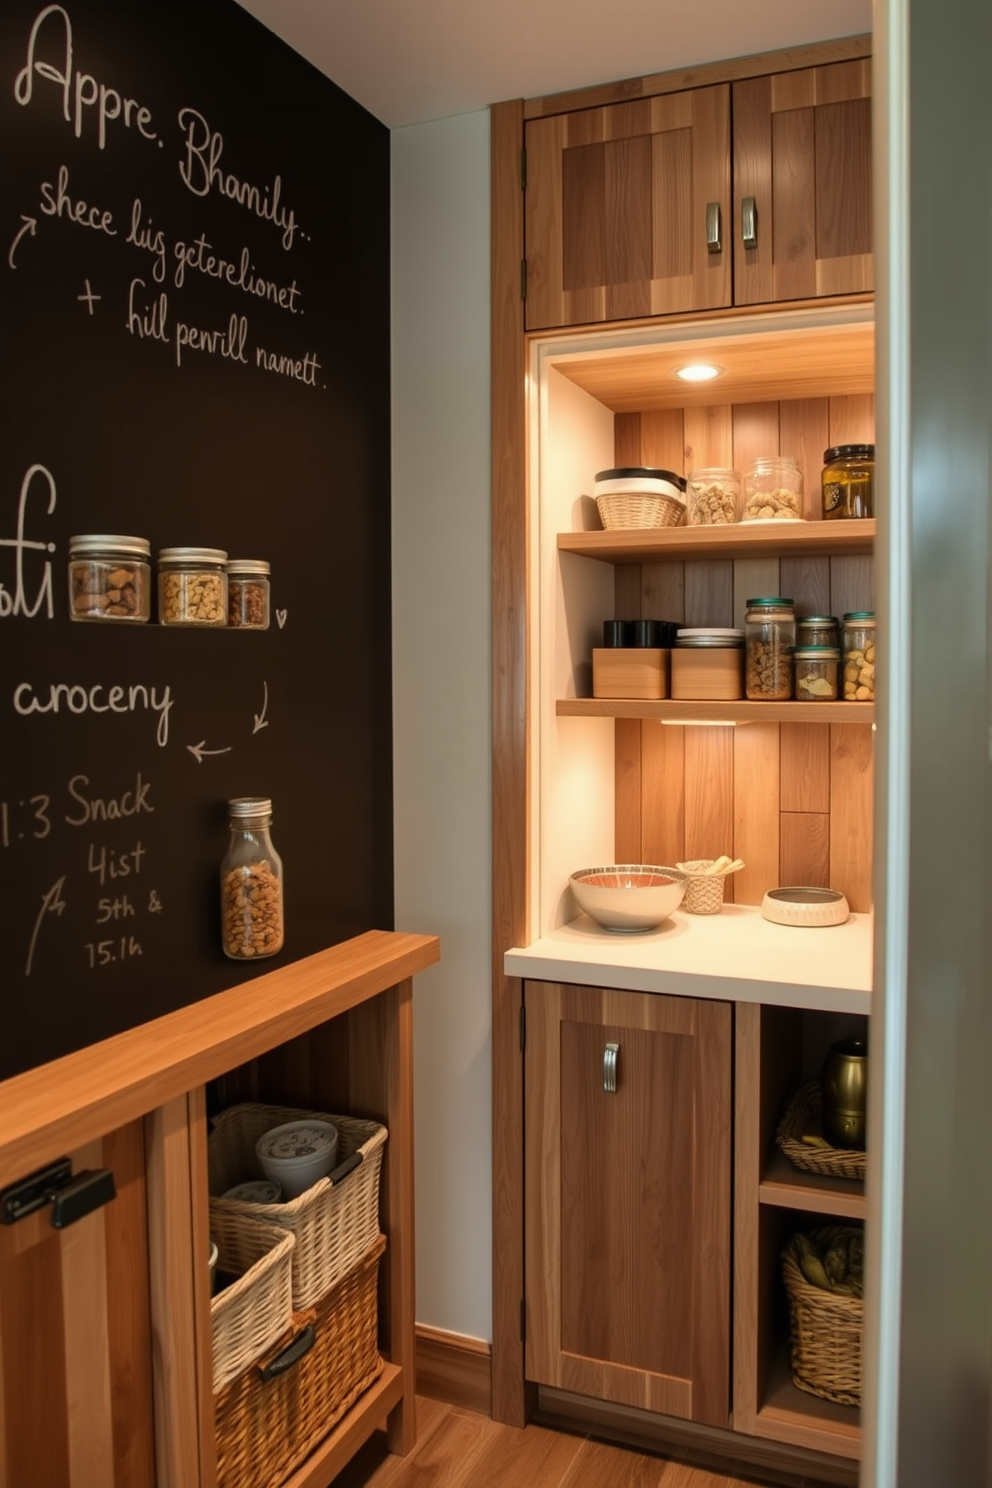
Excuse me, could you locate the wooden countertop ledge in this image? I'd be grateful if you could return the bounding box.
[0,929,440,1189]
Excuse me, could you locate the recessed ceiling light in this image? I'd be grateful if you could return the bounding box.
[674,363,724,383]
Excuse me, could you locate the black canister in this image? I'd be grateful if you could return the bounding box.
[821,1038,868,1149]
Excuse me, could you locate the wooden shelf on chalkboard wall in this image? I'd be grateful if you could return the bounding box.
[0,0,394,1080]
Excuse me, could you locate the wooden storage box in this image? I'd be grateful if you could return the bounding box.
[208,1102,387,1308]
[670,647,743,701]
[592,648,669,699]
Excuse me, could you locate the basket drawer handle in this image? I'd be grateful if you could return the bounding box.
[327,1150,363,1186]
[258,1324,316,1381]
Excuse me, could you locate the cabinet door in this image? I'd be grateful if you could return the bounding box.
[524,982,731,1425]
[524,87,732,331]
[0,1122,156,1488]
[733,59,872,305]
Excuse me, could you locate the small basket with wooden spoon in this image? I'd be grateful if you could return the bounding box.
[675,855,745,915]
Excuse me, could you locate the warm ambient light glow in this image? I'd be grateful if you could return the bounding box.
[674,362,724,382]
[661,719,742,727]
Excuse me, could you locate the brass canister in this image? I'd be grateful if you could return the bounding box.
[821,1038,868,1149]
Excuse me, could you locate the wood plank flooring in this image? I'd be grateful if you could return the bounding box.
[329,1397,846,1488]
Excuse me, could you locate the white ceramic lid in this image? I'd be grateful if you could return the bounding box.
[222,1179,283,1203]
[256,1120,338,1162]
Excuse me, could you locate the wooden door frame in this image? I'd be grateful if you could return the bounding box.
[488,35,873,1430]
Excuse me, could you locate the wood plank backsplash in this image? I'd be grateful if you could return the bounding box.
[611,395,875,911]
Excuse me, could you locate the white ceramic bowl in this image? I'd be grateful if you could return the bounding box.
[221,1179,283,1204]
[570,864,687,932]
[255,1119,339,1200]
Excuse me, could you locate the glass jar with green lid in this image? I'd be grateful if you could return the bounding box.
[744,597,796,700]
[797,615,840,649]
[794,646,841,701]
[842,612,876,700]
[822,444,875,519]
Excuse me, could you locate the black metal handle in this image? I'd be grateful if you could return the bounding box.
[258,1324,316,1380]
[1,1158,116,1229]
[327,1150,362,1186]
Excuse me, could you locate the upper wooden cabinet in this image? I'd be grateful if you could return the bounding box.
[524,86,733,330]
[523,54,872,330]
[733,59,873,306]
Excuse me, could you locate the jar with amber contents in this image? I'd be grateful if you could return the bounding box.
[220,797,284,960]
[822,444,875,519]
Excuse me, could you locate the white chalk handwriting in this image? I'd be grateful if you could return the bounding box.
[0,465,56,620]
[177,109,299,250]
[12,680,175,747]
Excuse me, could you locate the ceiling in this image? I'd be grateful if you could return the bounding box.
[235,0,872,129]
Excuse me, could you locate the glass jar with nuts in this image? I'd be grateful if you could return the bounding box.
[794,646,840,701]
[745,597,796,700]
[685,467,741,525]
[68,535,151,621]
[220,797,285,960]
[158,547,228,626]
[742,455,804,522]
[226,558,271,629]
[842,612,876,701]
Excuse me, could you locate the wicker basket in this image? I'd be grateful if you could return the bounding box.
[782,1226,862,1406]
[210,1208,295,1393]
[776,1082,866,1182]
[676,860,727,915]
[214,1233,386,1488]
[208,1102,386,1308]
[596,491,685,530]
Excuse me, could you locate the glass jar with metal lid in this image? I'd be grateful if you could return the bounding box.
[745,598,796,700]
[793,646,841,701]
[842,612,876,700]
[68,535,151,621]
[822,444,875,519]
[157,547,228,626]
[796,614,840,649]
[226,558,271,629]
[220,797,284,960]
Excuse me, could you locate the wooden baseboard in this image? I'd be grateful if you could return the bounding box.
[535,1388,859,1488]
[415,1326,493,1417]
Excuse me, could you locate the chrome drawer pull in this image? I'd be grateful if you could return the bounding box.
[603,1042,619,1094]
[742,195,758,250]
[706,202,722,253]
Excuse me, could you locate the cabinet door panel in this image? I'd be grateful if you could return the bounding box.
[525,87,732,330]
[524,982,731,1426]
[0,1122,156,1488]
[734,60,872,305]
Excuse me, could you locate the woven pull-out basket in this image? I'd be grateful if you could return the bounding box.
[782,1226,862,1406]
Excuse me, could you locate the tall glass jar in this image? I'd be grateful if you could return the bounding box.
[158,547,228,626]
[220,797,284,960]
[842,612,876,701]
[745,597,796,700]
[822,444,875,519]
[68,534,151,621]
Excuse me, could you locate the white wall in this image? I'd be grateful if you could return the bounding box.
[390,110,493,1340]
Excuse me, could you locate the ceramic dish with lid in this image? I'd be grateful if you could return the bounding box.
[569,864,687,931]
[221,1178,284,1204]
[256,1119,339,1200]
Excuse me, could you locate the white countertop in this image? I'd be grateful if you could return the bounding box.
[504,904,872,1013]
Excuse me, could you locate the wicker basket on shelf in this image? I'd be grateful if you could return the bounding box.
[595,491,685,530]
[214,1233,386,1488]
[782,1225,863,1406]
[209,1210,295,1394]
[208,1102,387,1308]
[776,1081,866,1182]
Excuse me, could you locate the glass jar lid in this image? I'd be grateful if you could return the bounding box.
[746,597,794,607]
[228,796,273,820]
[69,534,151,558]
[843,611,876,623]
[824,444,875,464]
[676,627,744,648]
[158,546,228,566]
[798,614,839,626]
[226,559,271,576]
[792,646,841,660]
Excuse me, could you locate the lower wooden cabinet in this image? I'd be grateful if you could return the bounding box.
[523,981,732,1426]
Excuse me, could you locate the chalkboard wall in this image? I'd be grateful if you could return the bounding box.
[0,0,393,1078]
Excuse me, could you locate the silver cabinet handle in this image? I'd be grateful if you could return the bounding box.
[603,1042,619,1094]
[706,202,722,254]
[742,195,757,250]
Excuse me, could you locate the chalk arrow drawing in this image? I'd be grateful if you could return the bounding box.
[8,215,37,269]
[187,741,233,764]
[253,681,270,734]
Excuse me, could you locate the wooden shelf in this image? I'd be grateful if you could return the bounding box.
[756,1345,860,1461]
[759,1149,865,1221]
[282,1364,404,1487]
[558,518,875,565]
[556,698,874,724]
